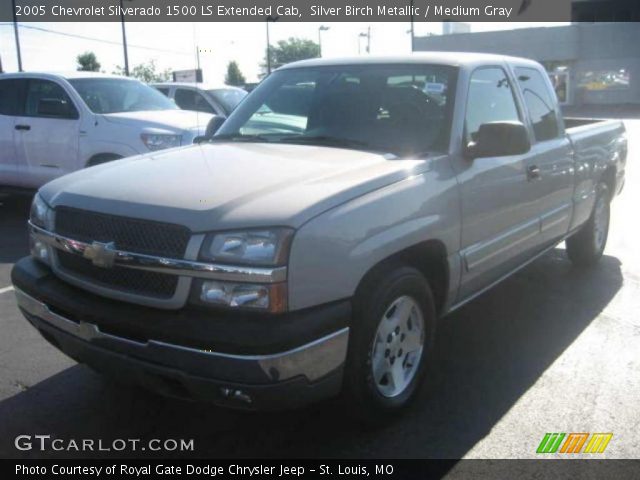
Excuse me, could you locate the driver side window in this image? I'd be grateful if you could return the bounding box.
[465,68,520,145]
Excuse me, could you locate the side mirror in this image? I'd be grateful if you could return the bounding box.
[37,98,76,119]
[465,121,531,159]
[194,115,227,144]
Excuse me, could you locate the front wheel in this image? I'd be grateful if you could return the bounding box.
[343,265,436,422]
[566,182,610,267]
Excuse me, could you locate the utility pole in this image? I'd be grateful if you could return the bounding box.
[410,0,415,52]
[11,0,23,71]
[265,15,279,75]
[318,25,329,57]
[120,0,130,76]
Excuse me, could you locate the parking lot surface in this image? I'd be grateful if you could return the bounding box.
[1,121,639,459]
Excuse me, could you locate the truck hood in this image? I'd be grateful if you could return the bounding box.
[40,143,429,232]
[102,109,213,132]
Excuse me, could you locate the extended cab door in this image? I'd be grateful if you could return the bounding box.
[513,66,574,244]
[455,67,541,301]
[13,78,80,188]
[0,79,26,187]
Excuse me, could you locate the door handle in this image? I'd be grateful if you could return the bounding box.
[527,165,541,181]
[15,124,31,131]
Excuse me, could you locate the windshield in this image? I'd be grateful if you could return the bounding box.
[216,64,457,157]
[207,88,247,115]
[68,78,178,114]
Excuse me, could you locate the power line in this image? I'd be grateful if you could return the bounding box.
[0,22,190,55]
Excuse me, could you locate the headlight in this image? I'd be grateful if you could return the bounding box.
[141,133,182,151]
[29,194,51,228]
[29,194,52,265]
[196,280,287,313]
[200,228,294,266]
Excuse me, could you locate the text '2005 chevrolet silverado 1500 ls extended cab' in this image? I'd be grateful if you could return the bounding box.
[11,53,627,418]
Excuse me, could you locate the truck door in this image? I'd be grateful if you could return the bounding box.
[0,79,26,188]
[455,67,541,301]
[13,78,80,188]
[514,67,574,245]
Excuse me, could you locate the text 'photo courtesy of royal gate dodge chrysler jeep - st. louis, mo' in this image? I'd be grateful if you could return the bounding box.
[9,53,626,421]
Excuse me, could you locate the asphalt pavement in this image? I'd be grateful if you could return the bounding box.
[1,121,639,460]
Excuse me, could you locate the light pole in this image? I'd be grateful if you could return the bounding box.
[120,0,132,76]
[265,15,279,75]
[318,25,329,57]
[358,27,370,54]
[409,0,415,52]
[11,0,23,71]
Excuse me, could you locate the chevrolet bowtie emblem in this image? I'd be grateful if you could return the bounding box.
[83,241,117,268]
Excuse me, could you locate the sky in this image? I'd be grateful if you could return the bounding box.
[0,22,567,83]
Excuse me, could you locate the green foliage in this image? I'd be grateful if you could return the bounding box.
[113,60,171,83]
[76,51,101,72]
[262,37,320,76]
[225,61,246,86]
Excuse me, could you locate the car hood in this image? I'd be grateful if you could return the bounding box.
[40,143,429,232]
[102,109,213,132]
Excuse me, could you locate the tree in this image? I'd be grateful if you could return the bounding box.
[113,60,171,83]
[261,37,320,77]
[76,51,101,72]
[225,61,246,86]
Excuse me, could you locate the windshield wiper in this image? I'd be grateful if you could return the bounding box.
[210,133,272,143]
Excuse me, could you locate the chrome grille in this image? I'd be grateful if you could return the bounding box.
[54,207,190,258]
[53,207,190,300]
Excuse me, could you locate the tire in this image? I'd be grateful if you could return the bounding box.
[343,264,436,423]
[566,182,610,267]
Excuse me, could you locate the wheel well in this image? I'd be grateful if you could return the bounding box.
[357,240,449,316]
[601,166,616,202]
[86,153,123,167]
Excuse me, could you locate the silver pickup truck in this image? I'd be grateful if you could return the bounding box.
[12,53,627,419]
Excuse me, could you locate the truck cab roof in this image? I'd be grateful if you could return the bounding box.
[280,52,543,70]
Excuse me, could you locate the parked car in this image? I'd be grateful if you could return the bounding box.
[0,72,214,190]
[12,54,627,419]
[152,82,247,116]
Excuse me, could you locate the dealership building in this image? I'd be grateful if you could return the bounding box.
[414,20,640,106]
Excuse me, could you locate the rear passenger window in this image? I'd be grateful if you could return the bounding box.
[25,79,78,119]
[516,67,561,142]
[465,68,520,144]
[0,79,26,116]
[174,89,214,113]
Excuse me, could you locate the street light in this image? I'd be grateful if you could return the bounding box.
[318,25,330,58]
[358,27,370,54]
[265,15,280,75]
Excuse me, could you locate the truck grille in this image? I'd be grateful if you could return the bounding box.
[57,251,178,299]
[53,207,190,300]
[54,207,190,258]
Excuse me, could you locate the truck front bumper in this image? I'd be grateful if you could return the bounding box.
[11,257,350,410]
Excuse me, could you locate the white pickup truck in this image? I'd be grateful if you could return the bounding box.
[12,54,626,419]
[0,72,213,190]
